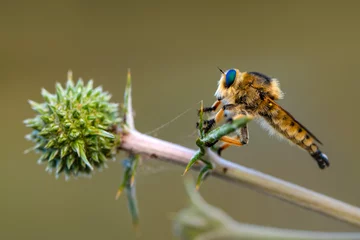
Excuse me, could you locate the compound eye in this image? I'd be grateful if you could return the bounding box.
[225,69,236,87]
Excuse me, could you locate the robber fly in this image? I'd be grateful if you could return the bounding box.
[201,68,329,169]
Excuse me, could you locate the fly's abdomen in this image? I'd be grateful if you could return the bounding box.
[258,98,329,169]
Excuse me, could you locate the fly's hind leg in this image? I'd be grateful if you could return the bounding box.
[217,135,241,156]
[217,125,249,155]
[217,112,250,155]
[240,124,249,145]
[227,111,250,144]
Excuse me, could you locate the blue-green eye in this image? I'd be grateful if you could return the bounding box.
[225,69,236,87]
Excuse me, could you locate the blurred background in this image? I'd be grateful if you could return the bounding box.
[2,1,360,239]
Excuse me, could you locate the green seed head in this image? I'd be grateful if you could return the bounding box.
[24,71,121,178]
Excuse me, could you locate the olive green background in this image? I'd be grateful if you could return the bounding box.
[2,1,360,239]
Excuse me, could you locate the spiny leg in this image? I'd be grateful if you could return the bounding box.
[196,99,221,129]
[202,99,222,113]
[197,99,221,129]
[217,118,249,155]
[236,110,250,144]
[219,136,244,146]
[240,124,249,144]
[203,104,236,133]
[217,135,241,155]
[187,105,251,189]
[203,108,224,133]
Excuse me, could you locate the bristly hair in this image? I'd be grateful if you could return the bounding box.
[217,67,225,74]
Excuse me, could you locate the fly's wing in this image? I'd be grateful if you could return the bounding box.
[272,98,322,144]
[259,98,328,169]
[259,97,322,145]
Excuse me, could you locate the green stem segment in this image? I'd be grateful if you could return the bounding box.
[117,69,140,228]
[183,103,252,189]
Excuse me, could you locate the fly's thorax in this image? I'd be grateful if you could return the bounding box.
[239,72,255,87]
[242,88,261,104]
[241,72,284,100]
[231,88,263,115]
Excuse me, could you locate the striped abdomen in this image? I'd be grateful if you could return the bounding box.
[258,98,329,169]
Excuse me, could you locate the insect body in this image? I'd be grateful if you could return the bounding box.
[202,68,329,169]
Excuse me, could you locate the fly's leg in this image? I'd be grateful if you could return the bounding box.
[237,110,250,144]
[184,101,214,178]
[202,99,222,113]
[202,104,236,133]
[217,136,241,155]
[226,111,250,134]
[186,102,252,190]
[217,112,250,155]
[240,124,249,145]
[203,108,224,133]
[196,99,221,130]
[216,127,249,155]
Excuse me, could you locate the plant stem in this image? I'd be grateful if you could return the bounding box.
[173,178,360,240]
[119,129,360,228]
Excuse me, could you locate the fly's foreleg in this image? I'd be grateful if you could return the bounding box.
[196,99,221,129]
[202,99,222,113]
[202,104,236,133]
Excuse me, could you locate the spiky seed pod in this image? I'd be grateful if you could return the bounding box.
[24,71,121,178]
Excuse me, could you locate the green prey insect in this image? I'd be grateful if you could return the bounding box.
[182,101,251,189]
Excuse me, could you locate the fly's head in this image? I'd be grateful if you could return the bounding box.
[214,68,243,102]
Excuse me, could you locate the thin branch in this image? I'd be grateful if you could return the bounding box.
[119,129,360,228]
[173,178,360,239]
